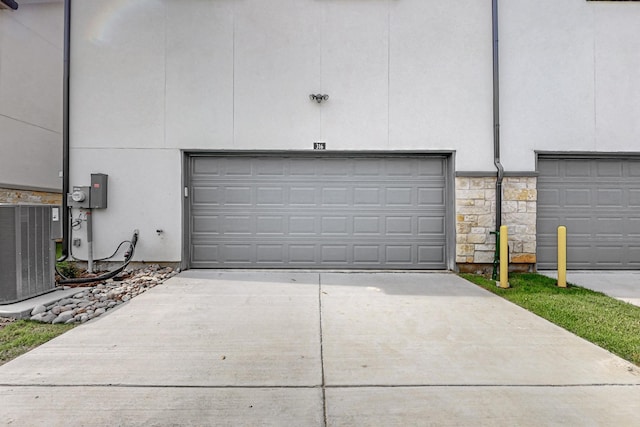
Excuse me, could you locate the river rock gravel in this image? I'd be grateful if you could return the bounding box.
[30,265,178,325]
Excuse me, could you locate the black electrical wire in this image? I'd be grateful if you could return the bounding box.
[68,211,130,262]
[56,229,139,285]
[70,239,131,262]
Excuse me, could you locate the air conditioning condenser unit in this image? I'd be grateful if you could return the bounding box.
[0,204,61,304]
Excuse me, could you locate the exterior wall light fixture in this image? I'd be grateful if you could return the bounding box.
[309,94,329,103]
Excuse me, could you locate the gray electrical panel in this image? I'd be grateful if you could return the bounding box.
[0,205,59,304]
[90,173,108,209]
[67,173,108,209]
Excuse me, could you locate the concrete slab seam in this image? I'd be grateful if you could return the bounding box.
[322,383,640,388]
[1,384,639,391]
[318,273,328,427]
[0,384,323,389]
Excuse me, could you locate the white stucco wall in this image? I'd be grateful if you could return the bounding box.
[72,0,494,160]
[68,0,640,262]
[70,0,494,261]
[501,0,640,171]
[0,1,63,191]
[69,148,182,263]
[593,3,640,150]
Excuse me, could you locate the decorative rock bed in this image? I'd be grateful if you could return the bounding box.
[30,265,178,324]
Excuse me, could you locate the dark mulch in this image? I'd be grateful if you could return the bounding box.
[0,317,17,331]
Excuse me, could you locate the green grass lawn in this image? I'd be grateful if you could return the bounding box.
[460,273,640,366]
[0,320,74,366]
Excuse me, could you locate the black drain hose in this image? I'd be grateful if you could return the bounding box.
[56,229,139,285]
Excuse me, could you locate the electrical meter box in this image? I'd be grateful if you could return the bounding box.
[68,186,90,208]
[90,173,108,209]
[67,174,108,209]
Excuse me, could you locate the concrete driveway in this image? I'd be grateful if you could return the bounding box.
[1,271,639,426]
[540,270,640,307]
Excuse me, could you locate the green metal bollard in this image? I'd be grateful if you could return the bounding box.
[490,230,500,280]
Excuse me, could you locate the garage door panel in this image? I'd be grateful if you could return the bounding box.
[224,216,251,234]
[192,245,220,263]
[537,157,640,269]
[418,246,446,264]
[257,245,285,263]
[256,216,285,235]
[322,188,349,205]
[562,217,593,236]
[224,158,253,176]
[597,189,623,206]
[597,162,623,177]
[354,216,381,235]
[538,160,560,175]
[354,245,380,263]
[386,159,414,176]
[189,155,448,269]
[538,188,561,205]
[595,217,624,236]
[192,186,222,204]
[256,187,285,205]
[386,246,412,263]
[629,247,640,266]
[566,245,593,266]
[289,187,316,205]
[289,216,316,234]
[193,215,220,233]
[354,188,381,205]
[418,188,445,205]
[354,160,381,176]
[595,245,626,264]
[321,217,349,234]
[385,187,413,205]
[225,244,253,263]
[537,217,560,235]
[320,159,350,176]
[321,245,349,263]
[386,216,413,234]
[290,245,315,263]
[565,160,593,177]
[629,190,640,207]
[418,217,445,235]
[419,160,444,176]
[288,161,313,176]
[564,189,591,207]
[630,218,640,237]
[225,187,252,205]
[255,160,285,176]
[192,157,221,175]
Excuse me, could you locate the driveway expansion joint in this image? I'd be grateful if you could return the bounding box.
[318,273,328,427]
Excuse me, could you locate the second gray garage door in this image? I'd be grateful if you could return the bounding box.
[537,157,640,269]
[188,154,449,269]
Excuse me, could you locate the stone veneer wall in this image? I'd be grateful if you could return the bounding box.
[455,176,537,271]
[0,188,62,205]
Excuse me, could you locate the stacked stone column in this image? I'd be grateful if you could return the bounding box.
[455,176,537,272]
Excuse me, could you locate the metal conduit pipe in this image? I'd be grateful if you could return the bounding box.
[59,0,71,262]
[492,0,504,230]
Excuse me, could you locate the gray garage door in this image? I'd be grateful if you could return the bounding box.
[188,155,449,269]
[537,157,640,269]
